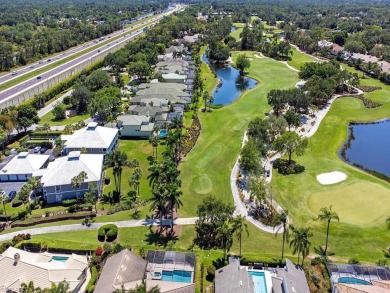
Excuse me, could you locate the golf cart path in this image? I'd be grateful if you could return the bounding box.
[0,217,198,242]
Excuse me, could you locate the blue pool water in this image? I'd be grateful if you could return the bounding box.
[159,130,167,138]
[248,271,268,293]
[51,256,69,263]
[338,277,371,285]
[162,270,192,283]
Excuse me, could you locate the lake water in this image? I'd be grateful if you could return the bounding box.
[201,53,257,105]
[345,119,390,177]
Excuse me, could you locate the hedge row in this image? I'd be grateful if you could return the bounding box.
[11,211,96,228]
[240,256,286,267]
[86,266,98,293]
[15,240,92,255]
[98,224,118,242]
[67,203,93,213]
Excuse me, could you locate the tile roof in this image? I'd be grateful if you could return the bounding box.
[215,261,253,293]
[0,152,49,175]
[63,124,118,150]
[94,249,147,293]
[40,153,104,187]
[0,247,87,292]
[117,115,150,126]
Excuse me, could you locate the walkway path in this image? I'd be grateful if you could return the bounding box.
[0,217,198,242]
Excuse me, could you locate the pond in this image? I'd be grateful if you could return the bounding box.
[344,119,390,177]
[202,53,257,105]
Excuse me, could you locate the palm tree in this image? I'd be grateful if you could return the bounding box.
[232,215,249,256]
[202,91,210,111]
[166,183,182,231]
[0,191,7,222]
[115,280,160,293]
[169,117,184,131]
[147,161,162,186]
[150,183,166,233]
[42,123,51,141]
[129,167,143,197]
[318,205,339,257]
[105,150,129,200]
[27,177,42,199]
[274,210,289,260]
[216,220,234,260]
[21,281,43,293]
[208,95,214,111]
[71,171,88,202]
[149,135,160,160]
[84,182,98,212]
[289,226,313,266]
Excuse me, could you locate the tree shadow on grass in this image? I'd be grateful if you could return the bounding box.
[144,226,178,248]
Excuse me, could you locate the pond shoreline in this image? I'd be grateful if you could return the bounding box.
[339,117,390,183]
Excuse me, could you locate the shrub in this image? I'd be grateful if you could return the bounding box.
[104,177,110,185]
[98,224,118,242]
[63,96,71,105]
[12,234,31,246]
[273,159,305,175]
[95,246,103,256]
[62,199,77,207]
[12,199,23,207]
[206,265,216,281]
[348,257,360,265]
[67,205,77,213]
[18,211,28,220]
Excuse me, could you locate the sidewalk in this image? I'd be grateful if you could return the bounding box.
[0,217,198,242]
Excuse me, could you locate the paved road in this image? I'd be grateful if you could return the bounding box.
[0,9,173,85]
[0,6,180,104]
[0,217,198,242]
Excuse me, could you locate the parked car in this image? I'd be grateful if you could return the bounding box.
[33,146,41,153]
[8,191,16,201]
[39,147,47,154]
[266,170,270,177]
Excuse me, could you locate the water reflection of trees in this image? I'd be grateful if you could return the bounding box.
[235,76,250,91]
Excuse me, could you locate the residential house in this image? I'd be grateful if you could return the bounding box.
[116,115,155,138]
[95,249,196,293]
[331,43,344,55]
[318,40,333,48]
[0,152,49,182]
[40,151,104,204]
[94,249,147,293]
[162,73,186,83]
[61,122,118,155]
[215,258,310,293]
[336,281,390,293]
[350,53,379,63]
[0,247,88,293]
[136,83,192,103]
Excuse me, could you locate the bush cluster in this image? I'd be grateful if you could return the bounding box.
[98,224,118,242]
[67,203,92,213]
[62,199,77,207]
[12,234,31,246]
[106,202,132,215]
[11,199,23,207]
[273,159,305,175]
[86,266,98,293]
[11,211,95,227]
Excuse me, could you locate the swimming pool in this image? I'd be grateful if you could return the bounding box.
[162,270,192,283]
[159,130,167,138]
[338,277,371,285]
[51,256,69,263]
[248,271,268,293]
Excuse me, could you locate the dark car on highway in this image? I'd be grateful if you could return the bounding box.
[37,76,42,80]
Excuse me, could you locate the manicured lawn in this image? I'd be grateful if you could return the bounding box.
[230,23,245,41]
[179,51,299,217]
[287,47,320,70]
[38,111,90,126]
[199,46,218,94]
[308,182,390,226]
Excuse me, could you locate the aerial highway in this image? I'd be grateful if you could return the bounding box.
[0,5,181,108]
[0,8,175,86]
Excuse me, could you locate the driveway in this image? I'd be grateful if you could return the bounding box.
[0,181,26,194]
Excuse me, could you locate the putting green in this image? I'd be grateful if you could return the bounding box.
[191,174,213,194]
[308,182,390,226]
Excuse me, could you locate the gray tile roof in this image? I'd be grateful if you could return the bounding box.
[280,259,310,293]
[94,249,147,293]
[215,261,253,293]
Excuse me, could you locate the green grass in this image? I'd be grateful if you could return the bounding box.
[199,46,218,94]
[287,47,321,71]
[179,51,299,217]
[0,13,159,91]
[230,23,245,41]
[38,111,90,126]
[308,182,390,226]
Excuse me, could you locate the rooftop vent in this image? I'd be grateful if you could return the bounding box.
[87,122,98,130]
[17,152,29,158]
[68,151,81,160]
[14,253,20,263]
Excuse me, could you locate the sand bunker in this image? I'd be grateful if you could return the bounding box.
[254,54,264,58]
[317,171,347,185]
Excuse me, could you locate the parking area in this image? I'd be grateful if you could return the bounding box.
[0,181,26,195]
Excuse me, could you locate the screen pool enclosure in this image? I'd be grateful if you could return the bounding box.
[326,262,390,292]
[145,250,196,283]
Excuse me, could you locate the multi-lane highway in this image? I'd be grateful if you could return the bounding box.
[0,11,169,86]
[0,6,181,107]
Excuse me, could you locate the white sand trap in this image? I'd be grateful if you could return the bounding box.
[317,171,347,185]
[254,54,264,58]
